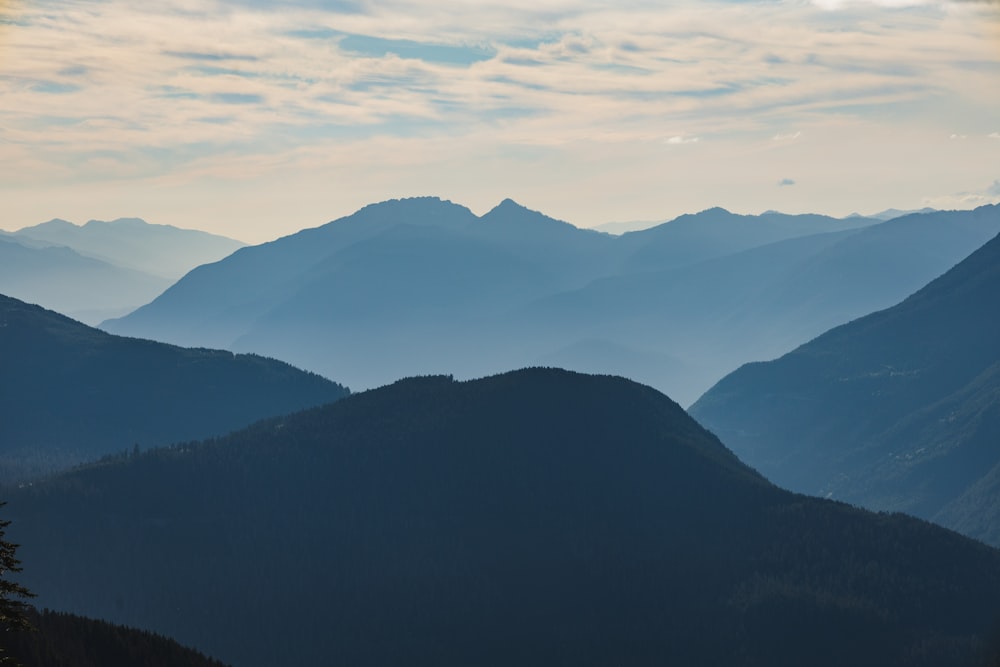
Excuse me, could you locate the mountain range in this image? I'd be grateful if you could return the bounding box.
[12,217,245,280]
[690,229,1000,546]
[102,198,1000,406]
[0,293,348,482]
[0,218,243,324]
[8,368,1000,667]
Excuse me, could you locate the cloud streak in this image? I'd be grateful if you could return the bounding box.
[0,0,998,239]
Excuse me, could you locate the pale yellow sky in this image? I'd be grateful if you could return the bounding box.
[1,0,998,243]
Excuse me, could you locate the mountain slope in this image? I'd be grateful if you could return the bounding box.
[3,609,230,667]
[8,368,1000,667]
[102,198,998,404]
[0,293,347,481]
[14,217,245,280]
[690,229,1000,545]
[0,237,171,324]
[514,204,1000,404]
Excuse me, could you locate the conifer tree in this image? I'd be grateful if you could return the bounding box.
[0,504,33,664]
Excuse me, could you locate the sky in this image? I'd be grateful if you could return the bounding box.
[1,0,999,243]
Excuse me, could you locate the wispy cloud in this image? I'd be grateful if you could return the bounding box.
[0,0,998,239]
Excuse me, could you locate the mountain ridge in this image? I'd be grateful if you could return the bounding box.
[0,292,348,481]
[690,226,1000,544]
[8,368,1000,667]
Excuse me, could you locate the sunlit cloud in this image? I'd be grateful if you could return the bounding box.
[0,0,998,240]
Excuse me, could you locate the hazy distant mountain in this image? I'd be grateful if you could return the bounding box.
[592,219,660,234]
[103,197,887,400]
[10,368,1000,667]
[850,207,937,221]
[4,609,229,667]
[0,236,172,324]
[690,228,1000,546]
[512,205,1000,404]
[14,217,245,280]
[0,293,347,481]
[614,207,878,273]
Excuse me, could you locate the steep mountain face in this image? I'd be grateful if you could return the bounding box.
[523,205,1000,403]
[13,217,245,280]
[0,237,171,324]
[0,293,348,481]
[9,369,1000,667]
[3,609,230,667]
[615,207,876,272]
[104,198,1000,406]
[690,230,1000,546]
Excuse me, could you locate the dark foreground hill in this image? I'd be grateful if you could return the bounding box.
[0,293,347,481]
[690,231,1000,546]
[8,369,1000,667]
[2,609,230,667]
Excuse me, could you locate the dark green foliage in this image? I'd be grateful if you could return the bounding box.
[0,505,32,667]
[0,293,348,482]
[8,369,1000,667]
[691,230,1000,545]
[1,609,229,667]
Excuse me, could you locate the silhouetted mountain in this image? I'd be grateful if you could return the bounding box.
[515,204,1000,404]
[101,199,998,404]
[0,293,347,481]
[13,217,245,280]
[690,229,1000,546]
[2,609,229,667]
[864,206,938,221]
[8,369,1000,667]
[615,207,877,272]
[0,237,171,324]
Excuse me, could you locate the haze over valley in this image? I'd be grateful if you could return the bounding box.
[2,0,999,664]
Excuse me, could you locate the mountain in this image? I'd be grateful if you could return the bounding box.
[613,206,877,273]
[8,368,1000,667]
[102,197,888,400]
[591,219,659,234]
[690,229,1000,546]
[865,207,938,221]
[3,609,230,667]
[0,293,347,482]
[13,217,245,280]
[513,204,1000,404]
[0,236,171,324]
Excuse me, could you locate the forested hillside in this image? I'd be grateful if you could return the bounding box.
[0,293,348,481]
[8,369,1000,667]
[2,609,230,667]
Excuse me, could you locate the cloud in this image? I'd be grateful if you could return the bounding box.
[950,133,968,139]
[1,0,998,239]
[989,132,1000,139]
[778,178,796,186]
[665,135,700,145]
[924,179,1000,210]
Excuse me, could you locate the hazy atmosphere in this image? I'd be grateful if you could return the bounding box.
[2,0,999,242]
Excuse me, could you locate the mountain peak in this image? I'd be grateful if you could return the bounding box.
[481,198,577,231]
